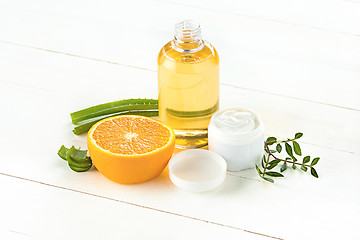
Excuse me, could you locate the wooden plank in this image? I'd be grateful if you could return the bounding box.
[158,0,360,35]
[1,125,359,240]
[231,142,360,203]
[1,79,359,200]
[0,0,358,71]
[0,43,358,154]
[0,2,359,110]
[0,1,358,239]
[0,51,359,239]
[3,0,360,35]
[0,174,268,240]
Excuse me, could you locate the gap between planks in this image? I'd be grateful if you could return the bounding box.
[1,3,359,73]
[221,83,360,113]
[156,0,360,37]
[0,172,283,240]
[1,39,359,114]
[2,0,358,38]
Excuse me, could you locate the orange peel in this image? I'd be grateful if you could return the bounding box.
[87,115,175,184]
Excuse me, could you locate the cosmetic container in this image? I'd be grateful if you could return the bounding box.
[158,20,219,149]
[208,108,264,171]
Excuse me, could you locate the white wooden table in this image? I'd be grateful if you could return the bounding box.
[1,0,359,239]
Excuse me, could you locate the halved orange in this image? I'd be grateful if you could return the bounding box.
[87,115,175,184]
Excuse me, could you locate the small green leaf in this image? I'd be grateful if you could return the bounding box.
[265,172,284,177]
[266,137,277,145]
[255,164,262,176]
[293,141,302,156]
[269,160,281,165]
[303,156,310,164]
[280,162,287,172]
[267,164,276,170]
[263,177,274,183]
[292,164,296,170]
[291,155,298,162]
[301,165,308,172]
[276,144,282,153]
[267,160,281,170]
[311,167,319,178]
[285,143,293,156]
[261,155,265,168]
[295,132,303,139]
[270,150,277,153]
[58,145,69,160]
[311,157,320,166]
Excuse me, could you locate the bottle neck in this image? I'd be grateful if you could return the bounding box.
[173,20,204,53]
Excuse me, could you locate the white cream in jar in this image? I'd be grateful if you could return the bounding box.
[208,108,264,171]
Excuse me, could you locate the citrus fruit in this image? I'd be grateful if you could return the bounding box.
[87,115,175,184]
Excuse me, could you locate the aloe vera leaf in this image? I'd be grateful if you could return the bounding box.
[67,158,92,169]
[58,145,69,160]
[66,152,92,170]
[72,110,159,135]
[68,158,92,169]
[70,98,158,124]
[58,145,92,172]
[68,163,92,172]
[68,146,88,162]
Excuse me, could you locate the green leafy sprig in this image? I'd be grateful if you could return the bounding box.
[255,133,320,183]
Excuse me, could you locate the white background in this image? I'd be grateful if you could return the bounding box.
[0,0,359,239]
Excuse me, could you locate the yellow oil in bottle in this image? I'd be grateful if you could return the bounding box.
[158,20,219,149]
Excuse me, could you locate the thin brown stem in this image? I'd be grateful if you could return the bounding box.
[276,158,311,167]
[264,141,311,168]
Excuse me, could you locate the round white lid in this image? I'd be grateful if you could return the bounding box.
[168,149,227,192]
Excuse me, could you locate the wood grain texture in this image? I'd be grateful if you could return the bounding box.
[158,0,360,35]
[0,0,359,109]
[0,43,358,154]
[0,0,359,239]
[0,174,269,240]
[0,52,359,238]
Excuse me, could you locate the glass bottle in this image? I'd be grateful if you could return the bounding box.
[158,20,219,149]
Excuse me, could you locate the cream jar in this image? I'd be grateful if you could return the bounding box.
[208,108,264,171]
